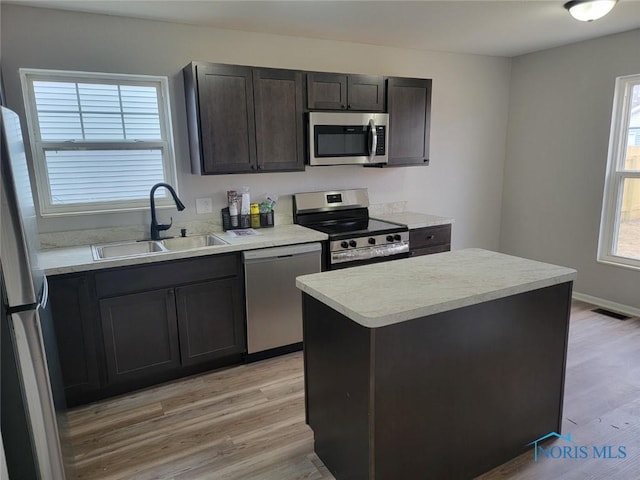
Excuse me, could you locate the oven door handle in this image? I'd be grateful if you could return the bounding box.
[368,118,377,163]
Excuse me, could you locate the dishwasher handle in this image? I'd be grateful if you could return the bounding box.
[242,242,322,262]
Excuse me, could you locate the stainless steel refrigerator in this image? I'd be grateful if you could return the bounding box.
[1,106,71,479]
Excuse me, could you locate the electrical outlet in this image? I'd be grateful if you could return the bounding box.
[195,197,213,214]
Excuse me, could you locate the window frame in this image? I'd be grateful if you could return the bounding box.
[598,73,640,271]
[20,68,179,216]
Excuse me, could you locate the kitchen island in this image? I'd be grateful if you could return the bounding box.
[296,248,577,480]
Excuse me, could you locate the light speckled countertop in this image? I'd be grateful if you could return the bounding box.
[39,224,327,275]
[296,248,577,328]
[372,211,454,229]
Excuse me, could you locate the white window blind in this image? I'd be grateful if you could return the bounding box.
[44,150,165,204]
[20,69,177,215]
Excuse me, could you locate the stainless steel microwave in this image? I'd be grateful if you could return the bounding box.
[308,112,389,166]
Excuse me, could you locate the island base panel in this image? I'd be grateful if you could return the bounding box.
[303,295,372,479]
[302,282,572,480]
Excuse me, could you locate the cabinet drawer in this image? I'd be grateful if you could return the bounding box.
[95,254,239,298]
[409,225,451,250]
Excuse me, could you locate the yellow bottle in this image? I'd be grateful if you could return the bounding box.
[250,203,260,228]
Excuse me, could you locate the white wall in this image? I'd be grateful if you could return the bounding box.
[501,29,640,310]
[1,4,511,251]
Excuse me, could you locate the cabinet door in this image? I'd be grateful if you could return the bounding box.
[100,289,180,384]
[193,63,257,173]
[306,72,348,110]
[175,278,245,367]
[347,74,385,111]
[48,274,102,404]
[253,68,305,172]
[386,77,432,166]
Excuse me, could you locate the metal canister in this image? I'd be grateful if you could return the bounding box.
[250,203,260,228]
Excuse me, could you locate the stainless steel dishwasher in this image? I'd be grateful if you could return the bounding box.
[243,243,322,355]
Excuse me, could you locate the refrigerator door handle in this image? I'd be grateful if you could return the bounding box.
[39,274,49,310]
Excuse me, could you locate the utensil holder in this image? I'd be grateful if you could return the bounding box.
[260,211,274,227]
[222,208,253,230]
[222,207,232,231]
[222,207,273,230]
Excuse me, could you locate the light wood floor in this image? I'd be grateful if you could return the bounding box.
[67,301,640,479]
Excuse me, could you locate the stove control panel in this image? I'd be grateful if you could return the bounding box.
[329,231,410,252]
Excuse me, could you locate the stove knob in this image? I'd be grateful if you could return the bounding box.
[386,235,394,242]
[349,240,357,248]
[393,234,402,241]
[368,237,376,245]
[341,241,349,249]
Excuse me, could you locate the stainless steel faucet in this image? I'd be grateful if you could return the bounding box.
[149,183,186,240]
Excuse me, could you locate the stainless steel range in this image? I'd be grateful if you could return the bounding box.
[293,189,409,270]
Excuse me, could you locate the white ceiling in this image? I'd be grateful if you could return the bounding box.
[7,0,640,57]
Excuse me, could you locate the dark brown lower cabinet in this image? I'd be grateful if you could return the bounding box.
[176,278,245,367]
[100,289,181,385]
[48,253,246,405]
[48,274,102,406]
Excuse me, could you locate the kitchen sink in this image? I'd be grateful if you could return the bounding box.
[91,240,167,261]
[91,234,229,260]
[160,234,228,251]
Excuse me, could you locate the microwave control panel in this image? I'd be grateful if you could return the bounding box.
[375,126,386,155]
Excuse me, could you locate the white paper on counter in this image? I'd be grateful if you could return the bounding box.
[225,229,263,238]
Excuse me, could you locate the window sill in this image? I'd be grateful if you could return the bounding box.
[596,255,640,273]
[39,201,179,218]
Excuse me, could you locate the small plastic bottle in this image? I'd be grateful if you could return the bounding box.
[250,203,260,228]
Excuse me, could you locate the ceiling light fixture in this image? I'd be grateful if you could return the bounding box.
[564,0,618,22]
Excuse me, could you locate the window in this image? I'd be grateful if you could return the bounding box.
[20,69,178,216]
[598,74,640,270]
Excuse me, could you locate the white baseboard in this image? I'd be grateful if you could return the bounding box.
[572,291,640,318]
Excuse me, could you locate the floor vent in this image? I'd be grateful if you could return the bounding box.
[591,308,631,320]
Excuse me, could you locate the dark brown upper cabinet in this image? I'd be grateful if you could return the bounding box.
[385,77,432,166]
[348,74,385,111]
[252,68,304,172]
[184,63,256,174]
[184,62,304,174]
[306,72,384,112]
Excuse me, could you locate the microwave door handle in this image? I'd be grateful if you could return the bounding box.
[368,118,377,162]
